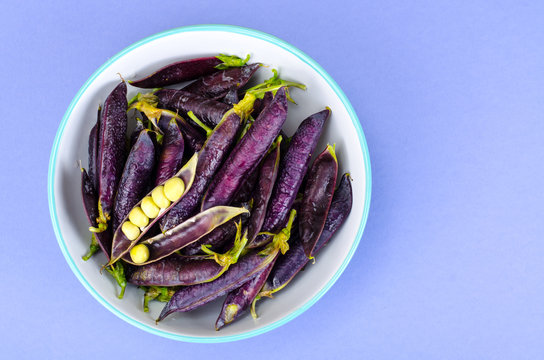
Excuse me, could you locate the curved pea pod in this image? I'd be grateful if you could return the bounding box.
[247,137,282,245]
[154,119,185,186]
[252,108,330,248]
[230,167,259,205]
[129,98,205,152]
[251,91,273,119]
[156,209,295,322]
[154,89,231,127]
[108,153,198,265]
[201,87,288,211]
[299,144,338,258]
[181,214,245,256]
[129,118,146,147]
[261,173,352,296]
[215,261,274,330]
[124,206,249,266]
[160,110,243,231]
[80,167,112,259]
[128,54,249,88]
[97,81,128,225]
[88,105,100,191]
[183,63,261,99]
[112,130,156,232]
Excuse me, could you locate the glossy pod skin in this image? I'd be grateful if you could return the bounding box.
[183,63,261,99]
[252,108,330,248]
[129,56,222,88]
[160,111,243,231]
[154,120,185,186]
[112,130,156,232]
[262,173,352,295]
[251,91,273,119]
[130,100,205,153]
[157,249,277,322]
[201,88,288,211]
[299,144,338,258]
[129,118,146,147]
[109,154,198,265]
[230,166,258,205]
[97,81,128,225]
[88,105,100,191]
[247,137,282,245]
[215,261,274,330]
[81,168,112,259]
[125,206,249,266]
[154,89,230,127]
[222,87,239,105]
[181,214,245,256]
[127,255,225,286]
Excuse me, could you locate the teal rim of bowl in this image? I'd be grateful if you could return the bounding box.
[48,24,372,343]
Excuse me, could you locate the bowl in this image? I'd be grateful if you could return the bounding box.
[48,24,371,342]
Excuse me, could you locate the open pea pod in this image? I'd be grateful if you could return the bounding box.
[122,205,249,266]
[108,153,198,265]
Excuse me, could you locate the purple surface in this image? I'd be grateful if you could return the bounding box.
[3,1,544,359]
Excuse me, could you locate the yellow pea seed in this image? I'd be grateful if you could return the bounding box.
[121,221,140,240]
[141,196,160,218]
[151,186,171,209]
[164,177,185,202]
[129,244,149,264]
[128,207,149,228]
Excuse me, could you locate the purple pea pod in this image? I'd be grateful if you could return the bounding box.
[299,144,338,258]
[215,261,274,330]
[230,166,258,205]
[154,119,184,186]
[251,91,273,119]
[129,54,250,88]
[111,130,156,232]
[128,223,248,286]
[247,136,282,245]
[97,81,128,226]
[261,173,352,296]
[160,110,243,231]
[80,167,112,259]
[183,63,261,99]
[156,209,295,322]
[200,87,288,211]
[222,87,239,105]
[154,88,231,127]
[251,108,330,248]
[129,98,205,152]
[108,153,198,265]
[124,206,249,266]
[88,105,100,191]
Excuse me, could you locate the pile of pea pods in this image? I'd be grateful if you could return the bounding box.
[80,54,353,330]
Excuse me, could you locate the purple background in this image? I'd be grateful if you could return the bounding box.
[2,1,543,358]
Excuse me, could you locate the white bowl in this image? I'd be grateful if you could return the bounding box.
[48,25,371,342]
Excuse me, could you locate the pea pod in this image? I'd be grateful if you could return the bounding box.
[247,137,282,245]
[108,153,198,265]
[128,223,248,286]
[124,206,249,266]
[156,209,295,322]
[251,108,330,248]
[154,119,185,186]
[260,173,352,296]
[215,261,274,330]
[183,63,261,99]
[112,130,156,232]
[222,87,239,105]
[160,110,243,232]
[88,105,100,191]
[129,118,146,147]
[97,81,128,226]
[129,98,205,152]
[201,87,288,211]
[129,54,250,88]
[80,167,112,259]
[299,144,338,258]
[230,168,258,205]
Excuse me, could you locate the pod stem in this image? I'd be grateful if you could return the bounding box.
[260,209,297,256]
[215,53,251,70]
[245,69,306,103]
[105,262,127,299]
[187,111,212,136]
[82,234,99,261]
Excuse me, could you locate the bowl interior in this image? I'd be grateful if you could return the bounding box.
[49,26,370,342]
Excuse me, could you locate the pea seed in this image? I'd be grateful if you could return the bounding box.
[129,244,149,264]
[121,221,140,240]
[128,206,149,228]
[141,196,160,218]
[151,186,171,209]
[164,177,185,202]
